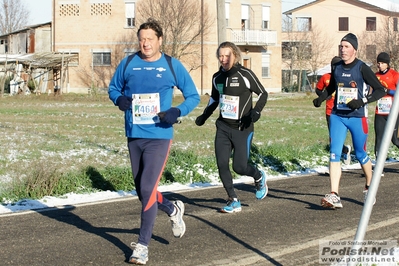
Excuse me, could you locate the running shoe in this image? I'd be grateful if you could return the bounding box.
[363,189,376,205]
[170,200,186,238]
[342,145,352,165]
[255,170,268,200]
[129,242,148,265]
[220,198,242,213]
[321,193,343,209]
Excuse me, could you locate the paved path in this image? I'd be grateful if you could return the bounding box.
[1,163,399,266]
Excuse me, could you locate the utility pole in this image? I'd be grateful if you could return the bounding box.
[201,0,204,95]
[216,0,226,44]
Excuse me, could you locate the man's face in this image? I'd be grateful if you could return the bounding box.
[138,29,162,61]
[218,47,236,71]
[339,41,356,63]
[377,62,388,72]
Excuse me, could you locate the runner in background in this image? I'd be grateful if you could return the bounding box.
[373,52,399,176]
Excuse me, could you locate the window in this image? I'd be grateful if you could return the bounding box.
[339,17,348,31]
[296,17,311,31]
[261,50,270,78]
[67,52,79,66]
[366,17,376,31]
[393,17,398,32]
[366,45,376,60]
[125,2,135,27]
[93,52,111,66]
[282,42,292,59]
[262,6,270,30]
[124,49,136,58]
[241,4,249,30]
[225,2,230,27]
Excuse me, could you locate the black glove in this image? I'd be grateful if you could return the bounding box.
[346,98,365,110]
[240,114,252,129]
[195,114,207,126]
[250,109,261,123]
[313,97,324,108]
[158,107,180,124]
[116,96,132,111]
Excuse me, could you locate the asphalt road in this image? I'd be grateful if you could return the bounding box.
[1,163,399,266]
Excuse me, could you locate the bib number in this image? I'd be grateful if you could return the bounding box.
[220,94,239,120]
[337,87,358,110]
[132,93,161,124]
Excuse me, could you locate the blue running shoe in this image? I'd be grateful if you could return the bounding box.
[220,199,242,213]
[255,170,268,200]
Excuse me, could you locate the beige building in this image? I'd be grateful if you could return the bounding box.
[49,0,281,94]
[282,0,399,90]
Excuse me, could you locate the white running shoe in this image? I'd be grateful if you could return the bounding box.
[363,189,376,205]
[321,193,343,209]
[129,243,148,265]
[170,200,186,238]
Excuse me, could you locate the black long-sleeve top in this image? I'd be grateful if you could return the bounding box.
[201,64,268,130]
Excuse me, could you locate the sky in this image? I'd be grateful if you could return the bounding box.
[22,0,399,25]
[282,0,399,11]
[23,0,52,25]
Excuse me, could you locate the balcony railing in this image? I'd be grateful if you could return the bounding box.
[227,29,277,45]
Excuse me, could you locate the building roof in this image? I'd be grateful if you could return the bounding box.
[0,52,78,69]
[0,22,51,39]
[283,0,399,15]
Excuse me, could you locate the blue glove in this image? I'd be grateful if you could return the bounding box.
[158,107,181,124]
[387,89,395,96]
[116,96,132,111]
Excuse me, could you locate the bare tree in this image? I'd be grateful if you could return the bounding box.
[307,25,334,85]
[282,18,313,92]
[77,0,214,91]
[282,17,335,92]
[75,32,137,92]
[136,0,214,67]
[0,0,30,35]
[358,16,399,71]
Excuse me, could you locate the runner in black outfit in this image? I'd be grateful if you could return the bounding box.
[195,41,268,213]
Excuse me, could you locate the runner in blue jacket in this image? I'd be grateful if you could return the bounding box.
[108,18,199,265]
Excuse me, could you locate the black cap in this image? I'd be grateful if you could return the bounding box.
[377,52,390,65]
[341,33,358,50]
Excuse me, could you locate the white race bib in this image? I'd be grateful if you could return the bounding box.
[336,87,358,110]
[132,93,160,124]
[220,94,239,120]
[377,96,392,114]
